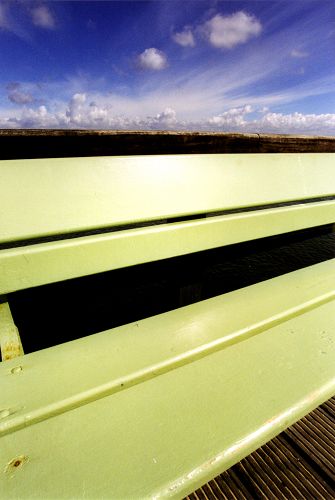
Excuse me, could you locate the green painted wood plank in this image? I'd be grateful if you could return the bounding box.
[1,200,335,294]
[1,153,335,244]
[1,290,334,498]
[1,259,334,437]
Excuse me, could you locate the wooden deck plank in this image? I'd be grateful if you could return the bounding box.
[189,397,335,499]
[0,130,335,159]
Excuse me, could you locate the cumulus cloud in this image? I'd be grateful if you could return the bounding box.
[0,105,60,128]
[152,107,177,126]
[0,93,178,129]
[203,11,262,49]
[257,111,335,134]
[172,28,195,47]
[208,105,253,127]
[291,49,309,58]
[66,93,87,122]
[1,94,335,136]
[205,109,335,135]
[6,82,34,105]
[31,5,55,29]
[137,48,168,71]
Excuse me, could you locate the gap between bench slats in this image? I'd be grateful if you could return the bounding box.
[1,200,335,294]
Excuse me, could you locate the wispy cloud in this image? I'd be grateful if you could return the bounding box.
[30,5,55,29]
[0,2,29,39]
[0,1,56,38]
[0,2,9,30]
[6,82,34,104]
[291,49,309,58]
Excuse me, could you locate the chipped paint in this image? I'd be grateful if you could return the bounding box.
[10,365,23,375]
[4,455,28,475]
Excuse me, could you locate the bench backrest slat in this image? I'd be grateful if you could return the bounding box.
[1,153,335,245]
[1,199,335,294]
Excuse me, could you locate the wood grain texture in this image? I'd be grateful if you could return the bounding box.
[188,397,335,499]
[0,130,335,159]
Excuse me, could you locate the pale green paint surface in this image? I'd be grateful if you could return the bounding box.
[1,153,335,497]
[1,259,334,437]
[1,153,335,244]
[1,294,335,498]
[1,261,335,498]
[1,200,335,294]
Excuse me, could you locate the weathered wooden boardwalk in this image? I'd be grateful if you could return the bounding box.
[188,397,335,499]
[1,129,335,159]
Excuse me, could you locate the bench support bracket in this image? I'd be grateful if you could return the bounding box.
[0,302,24,361]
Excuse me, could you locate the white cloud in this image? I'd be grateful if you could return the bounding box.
[206,109,335,135]
[0,93,179,129]
[172,28,195,47]
[31,5,55,29]
[66,93,87,122]
[291,49,309,58]
[257,111,335,134]
[0,105,59,128]
[1,94,335,136]
[203,11,262,49]
[152,107,177,126]
[208,105,253,127]
[137,48,168,71]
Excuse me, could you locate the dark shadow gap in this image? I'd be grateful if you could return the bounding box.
[1,196,334,250]
[8,223,335,355]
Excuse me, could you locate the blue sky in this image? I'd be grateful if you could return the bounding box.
[0,0,334,133]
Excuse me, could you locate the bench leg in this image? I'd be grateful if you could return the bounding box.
[0,302,24,361]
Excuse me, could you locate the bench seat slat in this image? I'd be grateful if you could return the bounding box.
[1,199,335,294]
[0,260,335,498]
[1,153,335,244]
[1,260,335,498]
[1,259,334,435]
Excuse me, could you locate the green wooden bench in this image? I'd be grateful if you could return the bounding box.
[0,153,335,498]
